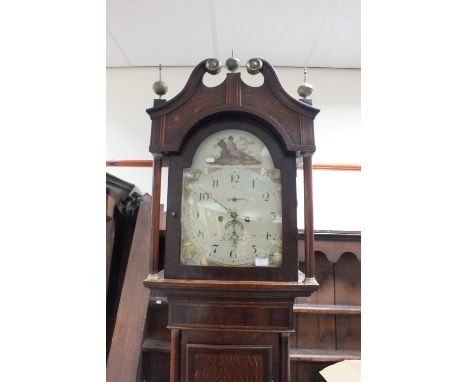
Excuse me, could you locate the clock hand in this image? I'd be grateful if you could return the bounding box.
[198,190,232,213]
[195,186,234,213]
[197,187,253,222]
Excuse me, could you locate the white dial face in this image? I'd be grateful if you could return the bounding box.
[180,129,282,267]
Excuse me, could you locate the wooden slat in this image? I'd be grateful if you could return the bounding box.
[140,344,361,364]
[107,196,151,382]
[290,349,361,362]
[293,304,361,315]
[297,315,336,350]
[312,164,361,171]
[336,315,361,351]
[107,160,153,167]
[140,345,360,368]
[141,339,171,353]
[335,253,361,305]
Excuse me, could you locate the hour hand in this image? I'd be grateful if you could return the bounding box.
[227,197,248,202]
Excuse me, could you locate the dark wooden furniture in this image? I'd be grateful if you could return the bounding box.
[106,173,140,359]
[293,231,361,381]
[107,195,152,382]
[144,59,320,382]
[106,173,135,291]
[140,231,360,382]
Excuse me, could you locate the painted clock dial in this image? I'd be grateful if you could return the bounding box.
[180,129,282,267]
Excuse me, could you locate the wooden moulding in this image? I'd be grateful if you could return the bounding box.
[142,339,171,353]
[168,300,293,332]
[146,59,319,155]
[106,172,135,195]
[293,304,361,315]
[148,299,361,316]
[144,271,319,334]
[144,271,318,298]
[300,230,361,263]
[289,349,361,363]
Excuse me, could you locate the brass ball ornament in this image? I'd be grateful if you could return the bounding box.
[297,67,314,99]
[246,58,263,75]
[225,50,240,72]
[205,58,221,75]
[153,64,168,98]
[153,80,168,97]
[297,83,314,98]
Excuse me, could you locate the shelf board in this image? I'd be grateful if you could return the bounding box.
[290,348,361,362]
[141,340,360,363]
[148,300,361,315]
[141,339,170,353]
[293,304,361,315]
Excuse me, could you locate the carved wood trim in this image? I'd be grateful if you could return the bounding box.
[298,230,361,263]
[146,59,319,154]
[106,172,135,193]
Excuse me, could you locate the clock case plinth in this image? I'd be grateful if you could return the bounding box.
[145,271,318,382]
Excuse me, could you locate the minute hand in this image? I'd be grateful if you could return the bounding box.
[210,195,254,221]
[199,189,252,220]
[208,194,233,213]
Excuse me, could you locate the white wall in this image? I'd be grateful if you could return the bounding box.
[107,66,361,230]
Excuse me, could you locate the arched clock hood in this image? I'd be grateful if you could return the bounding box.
[146,58,320,155]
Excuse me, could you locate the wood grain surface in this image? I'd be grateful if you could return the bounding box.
[106,196,151,382]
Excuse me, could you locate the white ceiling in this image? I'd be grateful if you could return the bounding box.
[107,0,360,68]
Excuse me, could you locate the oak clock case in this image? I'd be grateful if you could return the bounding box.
[165,118,298,282]
[144,58,320,382]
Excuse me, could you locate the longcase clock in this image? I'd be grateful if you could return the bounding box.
[144,58,320,382]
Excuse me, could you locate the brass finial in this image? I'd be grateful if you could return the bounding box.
[246,58,263,75]
[205,58,221,74]
[152,64,168,98]
[297,66,314,99]
[225,49,240,72]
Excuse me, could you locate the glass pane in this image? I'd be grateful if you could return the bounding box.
[180,129,282,267]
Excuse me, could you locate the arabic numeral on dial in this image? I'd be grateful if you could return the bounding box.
[199,192,211,201]
[212,179,219,188]
[252,245,257,255]
[229,250,236,258]
[252,179,255,188]
[209,244,218,256]
[266,232,272,240]
[197,230,205,238]
[263,192,270,201]
[230,174,240,183]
